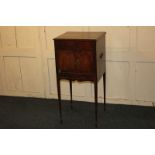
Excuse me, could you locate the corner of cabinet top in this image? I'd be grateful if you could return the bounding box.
[53,32,106,40]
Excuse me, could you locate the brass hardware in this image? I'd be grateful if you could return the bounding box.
[99,53,103,59]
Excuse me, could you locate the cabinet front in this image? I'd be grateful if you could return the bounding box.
[57,49,75,73]
[55,40,96,75]
[75,50,95,73]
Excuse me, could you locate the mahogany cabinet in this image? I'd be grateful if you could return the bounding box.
[53,32,106,127]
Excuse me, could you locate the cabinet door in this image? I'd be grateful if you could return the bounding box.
[57,49,75,73]
[75,50,95,73]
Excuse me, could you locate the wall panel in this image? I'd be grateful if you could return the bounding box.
[4,57,22,91]
[72,82,86,97]
[16,27,38,48]
[0,57,3,90]
[20,57,41,92]
[106,61,129,99]
[0,27,16,48]
[136,62,155,101]
[0,32,2,48]
[137,26,155,52]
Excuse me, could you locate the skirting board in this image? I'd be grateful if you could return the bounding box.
[0,90,152,107]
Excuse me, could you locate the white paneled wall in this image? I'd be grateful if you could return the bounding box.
[16,27,38,48]
[0,57,4,90]
[20,58,42,92]
[137,26,155,52]
[106,61,129,99]
[0,27,16,48]
[135,62,155,101]
[0,26,155,106]
[0,26,44,98]
[4,57,22,91]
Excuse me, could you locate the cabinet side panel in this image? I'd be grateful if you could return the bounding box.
[96,35,106,80]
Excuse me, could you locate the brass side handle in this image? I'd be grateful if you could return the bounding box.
[99,53,103,59]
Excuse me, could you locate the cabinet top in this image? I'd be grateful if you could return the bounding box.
[54,32,106,40]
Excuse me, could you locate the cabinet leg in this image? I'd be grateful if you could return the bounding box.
[69,80,73,109]
[94,80,98,128]
[103,73,106,111]
[57,78,63,124]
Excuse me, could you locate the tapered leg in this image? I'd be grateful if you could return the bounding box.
[103,73,106,111]
[57,78,63,124]
[69,80,73,109]
[94,80,98,128]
